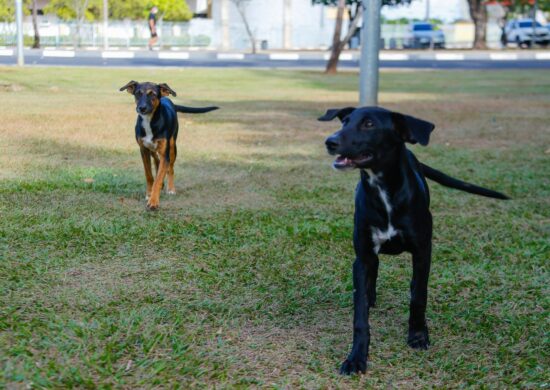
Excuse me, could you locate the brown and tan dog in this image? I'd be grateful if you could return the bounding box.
[120,81,218,210]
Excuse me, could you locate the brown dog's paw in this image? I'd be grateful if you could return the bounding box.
[146,202,159,211]
[167,190,176,195]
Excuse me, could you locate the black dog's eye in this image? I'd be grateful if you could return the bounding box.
[362,119,375,129]
[135,91,142,97]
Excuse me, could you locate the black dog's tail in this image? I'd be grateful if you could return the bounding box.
[420,163,510,200]
[174,104,219,114]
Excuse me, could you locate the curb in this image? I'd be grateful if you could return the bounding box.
[1,47,550,62]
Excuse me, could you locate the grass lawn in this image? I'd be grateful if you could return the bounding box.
[0,67,548,388]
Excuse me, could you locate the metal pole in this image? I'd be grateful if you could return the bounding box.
[425,0,430,21]
[15,0,24,66]
[359,0,381,106]
[103,0,108,49]
[283,0,292,49]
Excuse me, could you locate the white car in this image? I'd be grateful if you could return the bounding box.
[403,22,445,49]
[504,19,550,48]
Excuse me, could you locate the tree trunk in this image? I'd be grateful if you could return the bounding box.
[326,1,363,74]
[467,0,488,49]
[325,0,346,74]
[235,2,256,54]
[31,0,40,49]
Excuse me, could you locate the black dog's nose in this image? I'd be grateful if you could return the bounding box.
[325,135,340,152]
[138,106,147,114]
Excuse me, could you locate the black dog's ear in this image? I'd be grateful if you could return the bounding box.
[159,83,177,97]
[391,112,435,146]
[119,80,138,94]
[318,107,356,122]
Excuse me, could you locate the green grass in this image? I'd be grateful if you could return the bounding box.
[0,67,549,388]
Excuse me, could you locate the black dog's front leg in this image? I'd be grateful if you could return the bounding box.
[340,254,377,375]
[366,256,379,308]
[408,242,431,349]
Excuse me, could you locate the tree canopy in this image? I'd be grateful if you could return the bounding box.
[109,0,193,21]
[43,0,193,22]
[492,0,550,12]
[44,0,100,21]
[0,0,31,22]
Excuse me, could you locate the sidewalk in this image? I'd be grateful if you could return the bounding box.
[1,47,550,62]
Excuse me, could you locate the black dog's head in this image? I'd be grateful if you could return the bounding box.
[119,81,177,116]
[320,106,435,170]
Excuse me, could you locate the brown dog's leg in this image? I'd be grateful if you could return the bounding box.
[167,136,177,195]
[147,139,168,210]
[140,146,154,200]
[153,154,160,177]
[152,152,166,191]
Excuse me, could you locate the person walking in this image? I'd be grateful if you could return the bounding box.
[148,6,159,50]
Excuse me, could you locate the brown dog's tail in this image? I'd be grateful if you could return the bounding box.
[420,163,510,200]
[174,105,219,114]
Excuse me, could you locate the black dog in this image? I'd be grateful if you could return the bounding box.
[320,106,508,375]
[120,81,218,210]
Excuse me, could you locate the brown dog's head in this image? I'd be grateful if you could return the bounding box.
[119,81,177,116]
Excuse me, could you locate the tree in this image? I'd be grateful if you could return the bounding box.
[0,0,16,22]
[44,0,100,47]
[313,0,414,74]
[109,0,144,20]
[0,0,40,47]
[469,0,550,49]
[0,0,31,22]
[109,0,192,21]
[31,0,40,48]
[230,0,256,53]
[154,0,193,21]
[466,0,488,49]
[492,0,550,15]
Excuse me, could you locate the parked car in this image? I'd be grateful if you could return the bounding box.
[403,22,445,49]
[504,19,550,48]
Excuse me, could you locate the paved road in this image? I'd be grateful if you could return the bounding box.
[1,49,549,69]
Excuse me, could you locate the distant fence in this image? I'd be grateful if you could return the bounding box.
[0,19,215,48]
[0,19,505,49]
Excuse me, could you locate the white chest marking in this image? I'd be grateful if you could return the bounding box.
[365,170,398,253]
[140,114,157,151]
[371,225,398,254]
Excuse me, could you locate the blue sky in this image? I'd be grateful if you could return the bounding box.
[381,0,471,22]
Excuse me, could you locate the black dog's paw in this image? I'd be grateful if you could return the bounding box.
[367,289,376,308]
[339,355,367,375]
[367,297,376,308]
[407,328,430,350]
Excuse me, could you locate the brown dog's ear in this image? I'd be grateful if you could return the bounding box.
[159,83,177,97]
[119,80,138,94]
[391,112,434,146]
[318,107,355,122]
